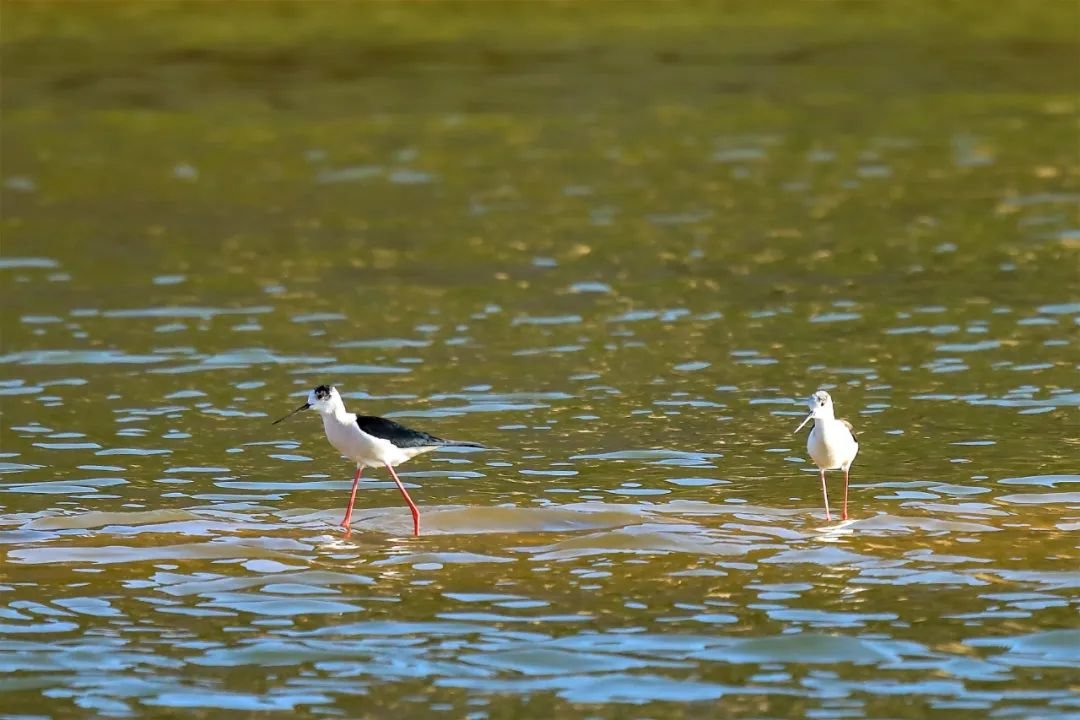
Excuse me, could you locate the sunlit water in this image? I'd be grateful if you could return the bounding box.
[2,4,1079,718]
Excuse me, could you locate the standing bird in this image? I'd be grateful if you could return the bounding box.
[794,390,859,521]
[272,384,485,536]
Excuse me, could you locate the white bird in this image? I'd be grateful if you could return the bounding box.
[272,384,485,536]
[794,390,859,521]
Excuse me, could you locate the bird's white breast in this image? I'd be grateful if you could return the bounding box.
[807,419,859,470]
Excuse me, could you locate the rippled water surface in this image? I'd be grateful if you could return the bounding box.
[2,3,1079,718]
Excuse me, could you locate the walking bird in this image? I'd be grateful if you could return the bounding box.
[273,384,485,536]
[794,390,859,521]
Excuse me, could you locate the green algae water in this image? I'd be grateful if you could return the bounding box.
[1,3,1078,717]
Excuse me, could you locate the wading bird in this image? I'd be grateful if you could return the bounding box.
[794,390,859,521]
[273,384,485,536]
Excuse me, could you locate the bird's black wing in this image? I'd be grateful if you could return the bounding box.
[356,415,486,449]
[356,415,447,448]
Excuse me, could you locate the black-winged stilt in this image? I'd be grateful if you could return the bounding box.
[794,390,859,521]
[272,384,485,536]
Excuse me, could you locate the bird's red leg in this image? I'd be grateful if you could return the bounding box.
[385,464,421,537]
[820,469,831,522]
[842,468,850,521]
[340,466,363,531]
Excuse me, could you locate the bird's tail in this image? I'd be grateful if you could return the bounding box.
[442,440,486,449]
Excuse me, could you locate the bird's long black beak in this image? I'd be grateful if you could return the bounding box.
[272,402,309,425]
[794,411,814,434]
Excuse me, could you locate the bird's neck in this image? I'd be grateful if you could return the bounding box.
[320,401,353,424]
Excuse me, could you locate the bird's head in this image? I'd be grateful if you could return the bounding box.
[307,384,341,413]
[272,384,343,424]
[794,390,835,432]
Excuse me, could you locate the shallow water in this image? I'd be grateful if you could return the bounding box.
[1,3,1079,718]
